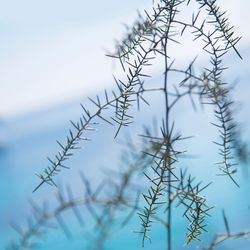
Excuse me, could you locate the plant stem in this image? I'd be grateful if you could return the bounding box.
[164,22,171,250]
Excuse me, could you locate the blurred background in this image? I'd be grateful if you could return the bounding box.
[0,0,250,249]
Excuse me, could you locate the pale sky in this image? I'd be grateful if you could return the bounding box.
[0,0,249,118]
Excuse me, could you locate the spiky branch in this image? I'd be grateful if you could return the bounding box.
[24,0,248,250]
[201,210,250,250]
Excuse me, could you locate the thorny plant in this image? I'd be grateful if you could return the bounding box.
[8,0,250,250]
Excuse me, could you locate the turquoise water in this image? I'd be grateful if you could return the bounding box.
[1,49,250,249]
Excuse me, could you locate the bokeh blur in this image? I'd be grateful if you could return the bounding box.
[1,0,250,249]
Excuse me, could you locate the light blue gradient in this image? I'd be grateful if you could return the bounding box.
[1,46,250,248]
[1,0,250,249]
